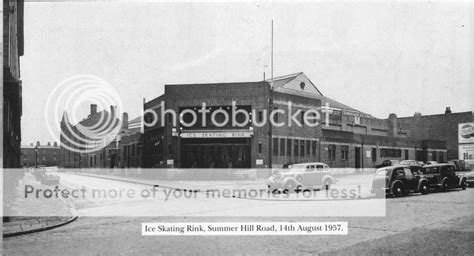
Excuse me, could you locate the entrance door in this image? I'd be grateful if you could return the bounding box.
[355,147,361,169]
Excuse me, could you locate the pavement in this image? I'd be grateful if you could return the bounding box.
[2,172,77,238]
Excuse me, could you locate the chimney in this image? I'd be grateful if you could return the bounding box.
[53,142,58,147]
[414,112,422,118]
[47,142,51,146]
[90,104,97,116]
[445,107,451,114]
[122,112,129,129]
[110,105,116,117]
[36,141,40,146]
[388,113,398,137]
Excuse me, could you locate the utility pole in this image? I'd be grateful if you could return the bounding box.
[268,20,274,169]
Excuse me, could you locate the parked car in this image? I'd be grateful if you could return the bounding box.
[399,160,423,174]
[419,163,467,191]
[40,167,60,185]
[375,160,401,169]
[266,162,336,193]
[371,165,430,197]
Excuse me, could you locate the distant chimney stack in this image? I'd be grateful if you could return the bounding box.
[414,112,422,117]
[445,107,451,114]
[388,113,398,137]
[47,142,51,146]
[122,112,129,129]
[90,104,97,115]
[110,105,116,117]
[53,142,58,147]
[36,141,40,146]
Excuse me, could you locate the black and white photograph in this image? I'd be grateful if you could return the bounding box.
[2,0,473,255]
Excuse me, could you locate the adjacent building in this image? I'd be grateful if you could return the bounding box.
[60,104,142,168]
[3,0,24,168]
[142,72,447,172]
[396,109,474,161]
[20,142,60,167]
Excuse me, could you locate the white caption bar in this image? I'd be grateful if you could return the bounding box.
[142,222,348,236]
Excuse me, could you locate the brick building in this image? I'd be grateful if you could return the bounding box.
[142,72,447,171]
[396,108,474,160]
[21,142,60,167]
[3,0,24,168]
[60,104,142,168]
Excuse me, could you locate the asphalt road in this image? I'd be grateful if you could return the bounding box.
[3,173,473,255]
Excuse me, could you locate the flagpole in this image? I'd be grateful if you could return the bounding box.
[268,20,274,169]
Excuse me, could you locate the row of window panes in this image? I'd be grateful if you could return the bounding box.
[272,138,317,157]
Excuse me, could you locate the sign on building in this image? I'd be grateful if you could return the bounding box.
[459,144,474,162]
[458,122,474,144]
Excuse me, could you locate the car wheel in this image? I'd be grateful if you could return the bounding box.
[419,182,429,195]
[392,182,404,197]
[284,181,296,193]
[461,180,467,190]
[441,178,449,192]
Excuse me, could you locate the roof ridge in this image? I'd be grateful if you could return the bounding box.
[265,72,303,82]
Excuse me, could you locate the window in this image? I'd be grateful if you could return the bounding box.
[372,148,377,162]
[432,151,437,161]
[312,141,316,156]
[300,140,305,157]
[341,145,349,160]
[306,140,311,156]
[287,139,292,156]
[328,144,336,160]
[380,148,402,158]
[273,138,279,156]
[258,142,262,154]
[280,138,285,156]
[294,140,299,157]
[258,111,263,122]
[301,111,305,126]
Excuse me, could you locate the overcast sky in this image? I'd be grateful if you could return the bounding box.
[21,1,473,145]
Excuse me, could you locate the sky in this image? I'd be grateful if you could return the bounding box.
[21,1,473,145]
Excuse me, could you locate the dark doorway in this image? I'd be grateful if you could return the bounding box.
[181,138,251,168]
[355,147,361,169]
[405,150,409,160]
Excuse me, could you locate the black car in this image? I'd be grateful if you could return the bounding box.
[375,160,401,169]
[420,163,467,191]
[371,165,430,197]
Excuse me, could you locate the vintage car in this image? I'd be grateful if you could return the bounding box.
[371,165,430,197]
[39,167,61,185]
[420,163,467,191]
[375,160,400,169]
[266,162,336,193]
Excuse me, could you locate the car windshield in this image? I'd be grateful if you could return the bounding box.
[399,160,409,165]
[390,160,400,165]
[290,164,307,172]
[376,169,390,177]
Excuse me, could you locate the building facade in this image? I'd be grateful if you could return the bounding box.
[21,142,61,167]
[60,104,142,169]
[396,109,474,160]
[142,72,447,171]
[3,0,24,168]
